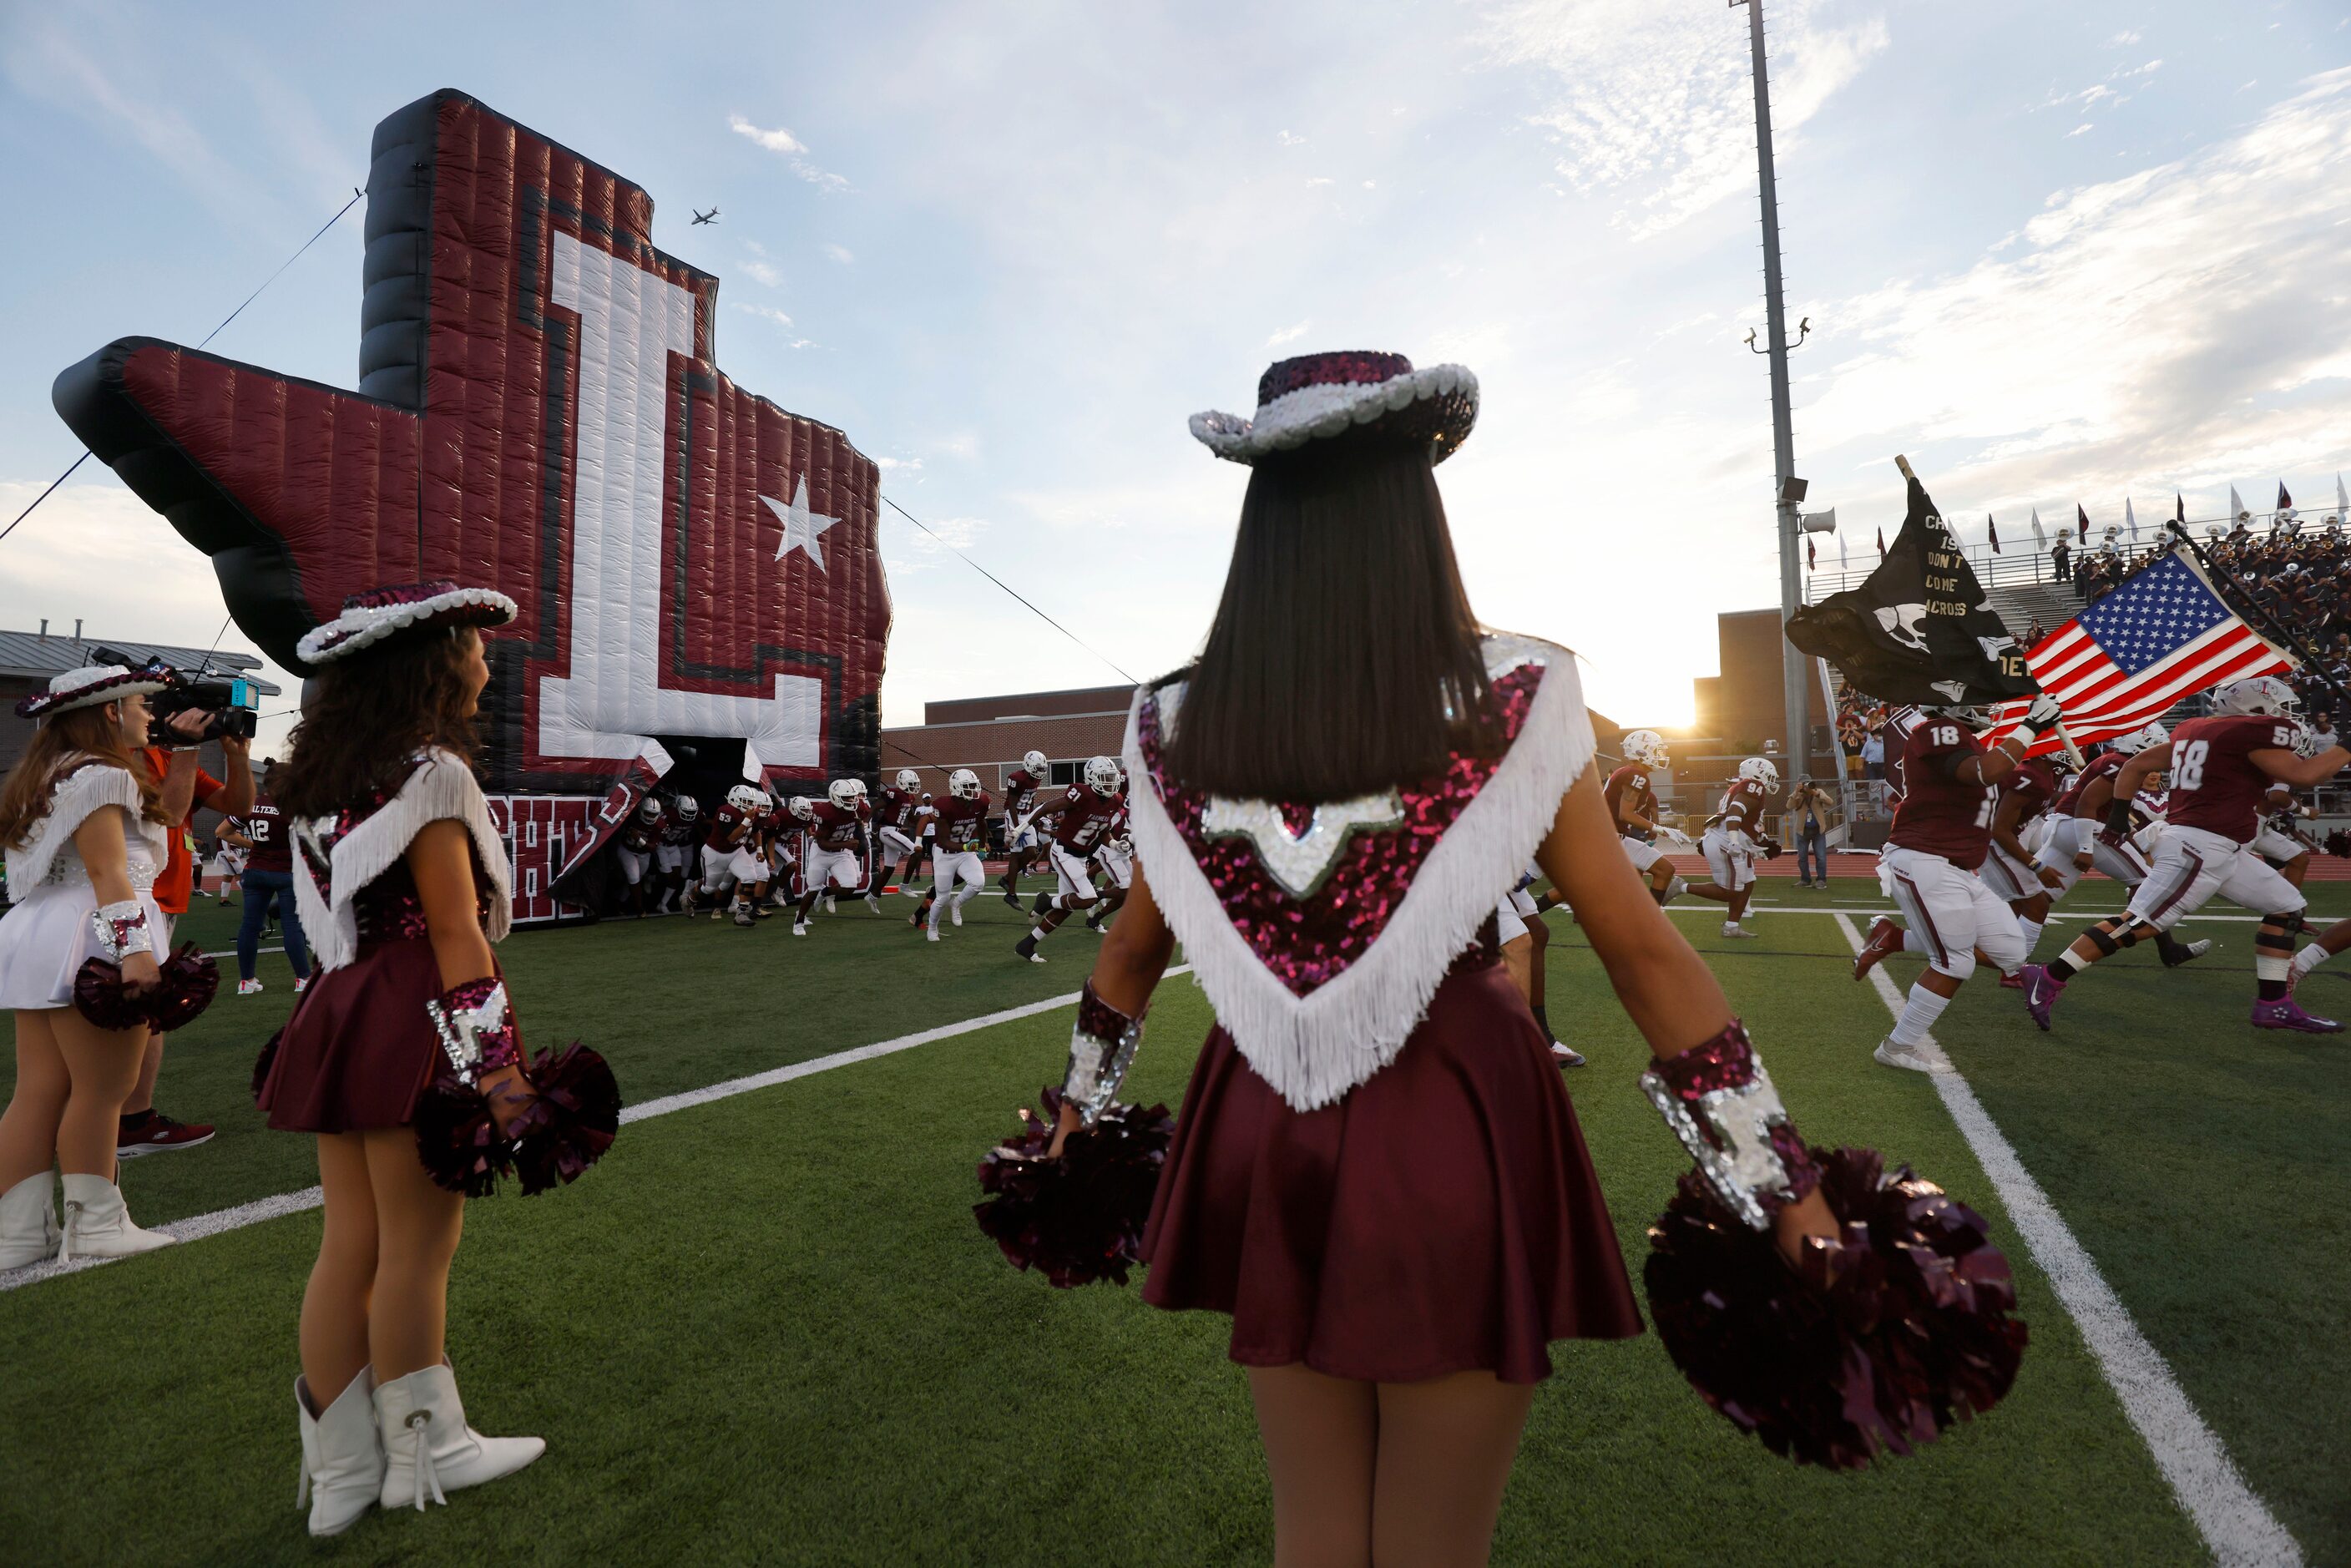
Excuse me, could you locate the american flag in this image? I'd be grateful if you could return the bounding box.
[1984,548,2294,757]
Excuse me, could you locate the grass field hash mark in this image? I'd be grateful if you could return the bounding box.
[0,969,1190,1297]
[1829,912,2302,1568]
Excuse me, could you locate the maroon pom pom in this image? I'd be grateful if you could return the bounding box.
[409,1071,511,1199]
[2327,828,2351,860]
[72,959,150,1031]
[1643,1145,2027,1469]
[251,1029,283,1107]
[506,1044,622,1196]
[144,943,220,1032]
[973,1089,1175,1288]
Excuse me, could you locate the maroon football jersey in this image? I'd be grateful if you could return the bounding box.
[2000,758,2058,824]
[1603,765,1656,837]
[240,794,293,874]
[1002,768,1044,826]
[703,804,750,851]
[1888,719,1997,868]
[805,799,870,852]
[1710,778,1766,837]
[660,811,699,849]
[2165,715,2300,842]
[618,805,661,853]
[1046,784,1122,852]
[878,787,923,834]
[933,792,993,853]
[2055,751,2128,817]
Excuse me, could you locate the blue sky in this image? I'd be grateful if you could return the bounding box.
[4,0,2348,746]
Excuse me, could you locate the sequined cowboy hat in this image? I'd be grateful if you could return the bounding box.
[13,663,174,721]
[1189,351,1478,466]
[296,580,518,665]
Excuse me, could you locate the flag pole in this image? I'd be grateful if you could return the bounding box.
[2163,514,2351,710]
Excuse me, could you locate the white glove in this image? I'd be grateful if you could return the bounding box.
[2014,693,2064,744]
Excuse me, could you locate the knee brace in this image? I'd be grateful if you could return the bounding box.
[2085,921,2124,957]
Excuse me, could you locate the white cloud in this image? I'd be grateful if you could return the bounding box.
[2067,123,2094,137]
[822,242,854,264]
[2110,29,2142,45]
[875,456,924,473]
[727,112,851,193]
[1278,129,1306,146]
[1267,320,1312,346]
[740,257,784,286]
[1306,176,1334,186]
[940,433,979,459]
[734,301,795,326]
[1481,0,1888,239]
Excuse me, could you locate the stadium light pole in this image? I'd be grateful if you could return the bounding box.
[1734,0,1811,779]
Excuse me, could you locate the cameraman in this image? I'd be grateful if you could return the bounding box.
[117,705,253,1159]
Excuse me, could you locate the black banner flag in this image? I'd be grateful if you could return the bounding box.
[1785,468,2039,705]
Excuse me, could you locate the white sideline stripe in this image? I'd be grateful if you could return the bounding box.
[1833,913,2299,1567]
[1666,904,2299,926]
[0,967,1191,1297]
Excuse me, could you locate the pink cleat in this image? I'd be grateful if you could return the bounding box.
[2020,964,2064,1030]
[2250,997,2343,1034]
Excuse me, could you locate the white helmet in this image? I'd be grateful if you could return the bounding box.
[1737,756,1781,792]
[2111,721,2169,755]
[828,777,864,811]
[948,767,983,801]
[1621,729,1670,770]
[636,796,663,822]
[1083,756,1121,797]
[726,783,765,814]
[1023,749,1049,776]
[893,768,920,793]
[786,795,816,821]
[673,795,700,822]
[2214,675,2298,718]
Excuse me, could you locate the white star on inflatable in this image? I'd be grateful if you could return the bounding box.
[763,476,841,571]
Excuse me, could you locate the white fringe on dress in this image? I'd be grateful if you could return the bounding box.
[1124,634,1595,1112]
[3,762,164,890]
[294,749,513,974]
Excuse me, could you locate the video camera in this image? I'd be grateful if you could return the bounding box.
[92,647,262,745]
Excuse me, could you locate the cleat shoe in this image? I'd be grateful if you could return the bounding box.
[951,902,963,928]
[791,922,808,938]
[825,896,837,915]
[2020,964,2064,1030]
[117,1112,215,1159]
[2161,938,2214,969]
[865,893,882,913]
[1852,917,1902,983]
[1998,969,2024,989]
[710,908,724,922]
[1001,889,1024,912]
[908,911,924,929]
[238,978,265,996]
[1662,875,1688,905]
[733,908,756,928]
[1722,923,1758,939]
[1550,1042,1586,1069]
[2251,997,2344,1033]
[1873,1037,1944,1074]
[1015,935,1045,964]
[926,929,941,943]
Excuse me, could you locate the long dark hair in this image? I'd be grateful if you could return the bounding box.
[1161,435,1496,802]
[272,630,483,817]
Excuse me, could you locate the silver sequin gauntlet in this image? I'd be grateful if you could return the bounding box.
[1061,980,1145,1127]
[424,978,523,1088]
[1639,1021,1821,1232]
[89,899,154,963]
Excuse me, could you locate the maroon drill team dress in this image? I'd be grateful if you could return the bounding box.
[1130,634,1642,1385]
[259,751,512,1134]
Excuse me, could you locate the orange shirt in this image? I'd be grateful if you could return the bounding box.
[139,746,224,916]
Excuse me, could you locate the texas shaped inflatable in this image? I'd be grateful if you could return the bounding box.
[53,88,890,800]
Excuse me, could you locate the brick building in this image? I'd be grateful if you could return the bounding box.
[880,682,1134,799]
[0,624,279,778]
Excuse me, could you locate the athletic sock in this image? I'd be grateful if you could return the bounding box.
[1531,1002,1555,1039]
[2046,951,2086,982]
[2294,941,2329,979]
[2257,978,2289,1001]
[1029,924,1051,943]
[2155,932,2195,964]
[1888,983,1952,1047]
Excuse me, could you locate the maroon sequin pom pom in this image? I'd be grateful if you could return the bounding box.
[144,943,220,1033]
[1644,1145,2026,1469]
[411,1072,510,1199]
[71,959,149,1031]
[506,1044,622,1196]
[973,1089,1174,1288]
[250,1028,282,1106]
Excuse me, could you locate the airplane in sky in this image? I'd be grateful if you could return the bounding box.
[692,207,719,225]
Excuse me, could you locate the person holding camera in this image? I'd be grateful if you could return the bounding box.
[0,665,185,1266]
[115,696,252,1158]
[232,761,311,995]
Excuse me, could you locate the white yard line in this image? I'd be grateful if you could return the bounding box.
[0,969,1189,1296]
[1830,912,2299,1568]
[1675,904,2292,925]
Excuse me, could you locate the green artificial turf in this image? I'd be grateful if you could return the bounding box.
[0,874,2338,1563]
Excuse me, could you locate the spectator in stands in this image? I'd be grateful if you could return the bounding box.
[1788,778,1832,889]
[2050,537,2071,583]
[2024,615,2046,649]
[1861,728,1885,781]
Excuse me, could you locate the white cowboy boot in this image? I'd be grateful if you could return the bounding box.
[0,1172,60,1268]
[374,1362,543,1511]
[296,1371,382,1536]
[58,1173,174,1261]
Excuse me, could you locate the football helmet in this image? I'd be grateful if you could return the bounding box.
[786,796,816,821]
[635,796,663,822]
[2111,721,2170,755]
[1736,756,1781,792]
[1023,749,1049,776]
[828,778,863,812]
[673,795,700,822]
[1084,756,1121,797]
[894,768,921,793]
[1621,729,1670,770]
[948,767,983,801]
[2215,675,2298,719]
[725,783,765,814]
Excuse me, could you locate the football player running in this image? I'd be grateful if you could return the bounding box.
[1086,787,1133,935]
[699,784,768,928]
[2020,676,2351,1033]
[1605,729,1687,906]
[1974,751,2061,974]
[921,769,993,940]
[1013,756,1124,964]
[996,749,1052,909]
[1852,693,2065,1071]
[1690,756,1780,938]
[2031,723,2209,970]
[656,794,700,913]
[792,780,873,937]
[613,794,665,917]
[872,768,928,911]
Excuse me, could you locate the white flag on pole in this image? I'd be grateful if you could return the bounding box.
[2125,497,2139,542]
[2336,473,2348,524]
[1838,531,1848,570]
[2229,483,2249,524]
[2030,508,2048,548]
